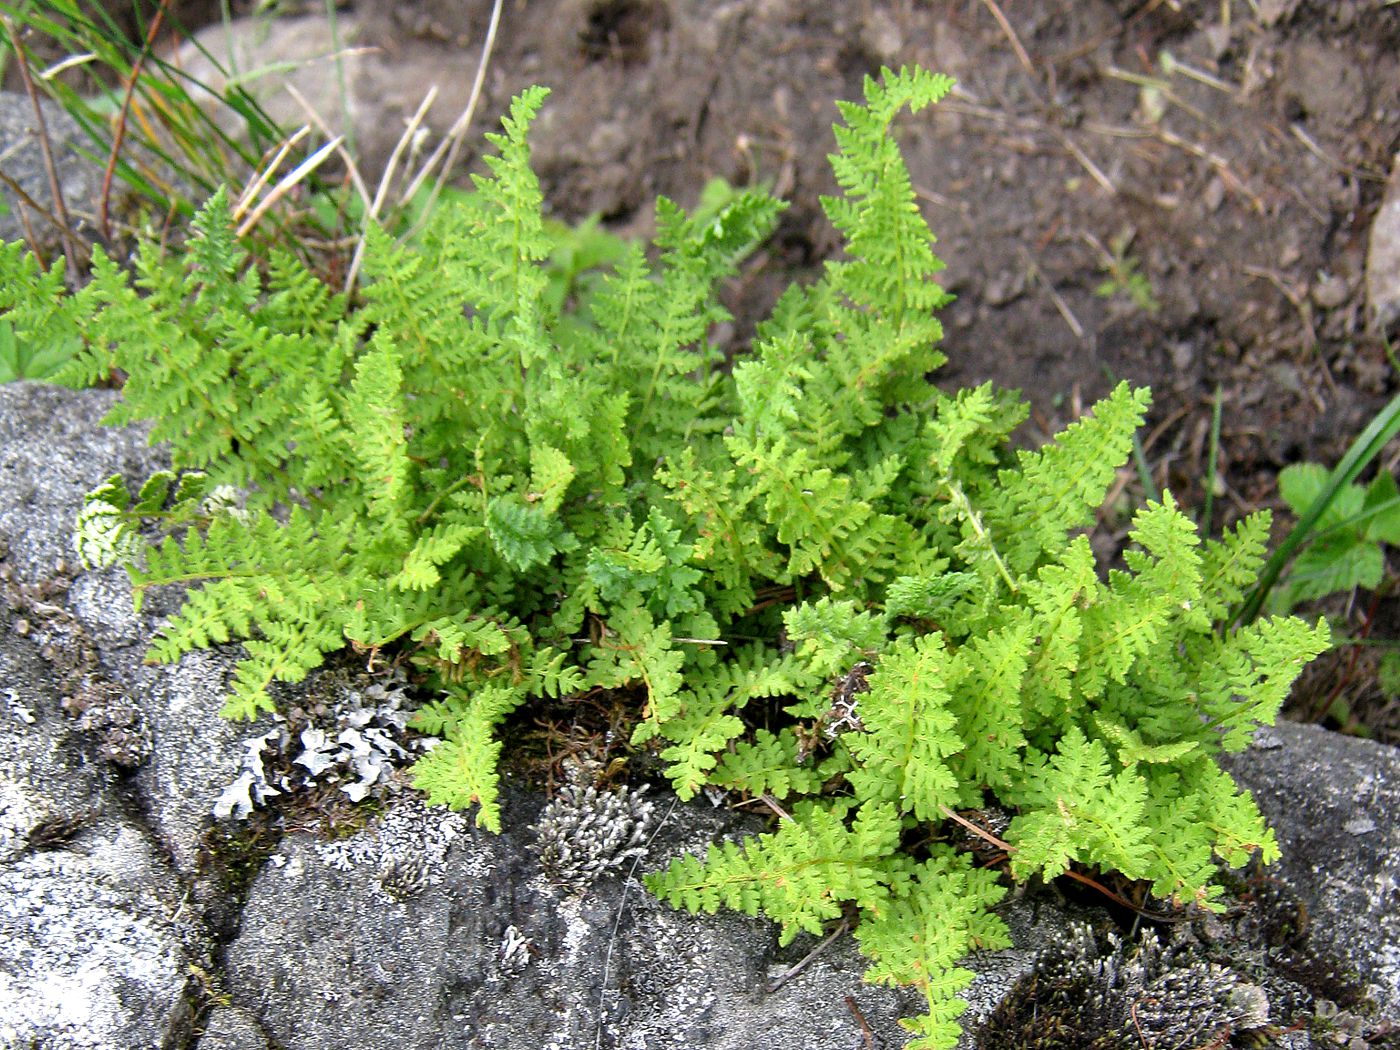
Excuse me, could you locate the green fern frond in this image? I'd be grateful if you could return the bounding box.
[645,801,903,944]
[988,383,1151,575]
[410,683,528,831]
[35,66,1334,1050]
[709,728,828,799]
[844,633,963,821]
[858,850,1009,1050]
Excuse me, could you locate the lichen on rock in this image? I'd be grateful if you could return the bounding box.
[530,760,657,892]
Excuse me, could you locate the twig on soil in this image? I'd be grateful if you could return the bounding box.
[1289,123,1388,182]
[1141,403,1194,456]
[2,16,78,275]
[764,919,851,994]
[1153,126,1264,212]
[1083,121,1265,212]
[1017,246,1085,339]
[1103,65,1213,126]
[1054,129,1117,195]
[1158,54,1240,96]
[978,0,1040,92]
[941,97,1040,132]
[845,996,876,1050]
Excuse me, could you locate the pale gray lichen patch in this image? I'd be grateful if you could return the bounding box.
[213,664,429,821]
[312,794,468,901]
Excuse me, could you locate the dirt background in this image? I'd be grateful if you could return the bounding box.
[26,0,1400,741]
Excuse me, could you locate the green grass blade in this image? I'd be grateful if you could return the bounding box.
[1235,389,1400,625]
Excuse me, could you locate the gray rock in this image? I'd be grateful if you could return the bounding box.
[222,790,920,1050]
[1365,152,1400,332]
[0,383,254,881]
[195,1006,271,1050]
[1222,722,1400,1017]
[0,827,193,1049]
[0,596,193,1048]
[0,93,101,258]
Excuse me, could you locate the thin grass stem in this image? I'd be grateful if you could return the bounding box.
[1202,384,1223,537]
[1235,389,1400,625]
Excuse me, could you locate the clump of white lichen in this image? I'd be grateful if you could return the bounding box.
[530,760,656,892]
[213,664,428,820]
[314,794,469,902]
[978,921,1269,1049]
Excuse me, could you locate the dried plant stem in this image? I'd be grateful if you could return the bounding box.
[979,0,1038,88]
[764,919,851,993]
[0,168,47,262]
[398,0,505,213]
[2,15,78,274]
[344,86,439,296]
[284,83,372,209]
[236,135,343,238]
[234,125,313,221]
[99,0,171,243]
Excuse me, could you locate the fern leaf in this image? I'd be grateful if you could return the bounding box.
[709,728,828,799]
[410,683,528,831]
[1006,727,1152,882]
[345,332,413,547]
[783,596,888,680]
[844,634,962,821]
[858,849,1009,1050]
[1197,512,1271,621]
[946,619,1032,793]
[1191,615,1331,750]
[644,800,902,944]
[988,383,1150,575]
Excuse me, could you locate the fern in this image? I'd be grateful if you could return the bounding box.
[646,800,905,942]
[6,63,1332,1048]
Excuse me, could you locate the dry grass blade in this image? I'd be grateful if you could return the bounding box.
[236,134,342,238]
[234,124,312,221]
[285,82,371,208]
[398,0,505,216]
[343,85,439,296]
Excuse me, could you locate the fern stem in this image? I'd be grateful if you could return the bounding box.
[944,478,1017,593]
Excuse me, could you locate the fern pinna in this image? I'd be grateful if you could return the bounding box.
[8,68,1326,1047]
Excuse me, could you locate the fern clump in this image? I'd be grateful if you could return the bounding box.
[4,67,1330,1047]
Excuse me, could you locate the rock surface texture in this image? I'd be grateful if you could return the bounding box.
[2,380,1399,1048]
[0,93,101,258]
